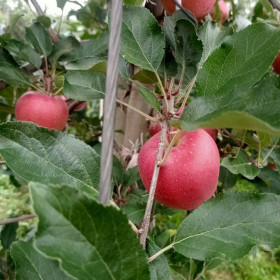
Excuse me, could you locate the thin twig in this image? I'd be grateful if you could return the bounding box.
[0,214,37,225]
[116,99,159,122]
[139,121,168,247]
[262,138,280,164]
[268,0,280,11]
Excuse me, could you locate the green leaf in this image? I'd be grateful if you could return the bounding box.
[174,19,203,83]
[0,48,31,86]
[49,36,80,66]
[257,131,271,150]
[37,16,51,28]
[180,75,280,136]
[119,56,132,79]
[148,240,170,280]
[138,87,161,112]
[124,0,145,6]
[64,71,105,100]
[26,22,53,57]
[132,70,157,84]
[31,183,150,280]
[0,222,18,250]
[2,39,42,69]
[174,192,280,262]
[11,240,74,280]
[218,166,238,189]
[56,0,68,10]
[256,167,280,194]
[121,203,145,224]
[196,23,280,97]
[221,149,260,180]
[0,122,100,196]
[121,6,165,72]
[64,32,109,70]
[198,20,232,66]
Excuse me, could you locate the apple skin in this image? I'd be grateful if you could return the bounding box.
[15,91,69,131]
[273,52,280,75]
[203,128,218,141]
[138,129,220,210]
[149,122,162,137]
[210,0,230,23]
[161,0,216,21]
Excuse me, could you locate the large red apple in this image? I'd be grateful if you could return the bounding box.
[210,0,230,23]
[273,52,280,75]
[15,91,69,131]
[161,0,216,21]
[138,129,220,210]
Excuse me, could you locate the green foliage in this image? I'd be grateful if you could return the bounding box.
[30,182,150,280]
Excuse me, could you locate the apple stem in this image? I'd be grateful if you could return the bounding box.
[148,243,174,263]
[139,120,168,247]
[158,129,181,167]
[116,98,161,121]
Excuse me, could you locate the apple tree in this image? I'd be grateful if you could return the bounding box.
[1,0,280,279]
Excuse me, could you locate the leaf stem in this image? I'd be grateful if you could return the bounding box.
[155,72,169,112]
[148,243,174,262]
[158,129,181,166]
[262,138,280,164]
[0,214,37,225]
[139,120,168,247]
[116,99,159,122]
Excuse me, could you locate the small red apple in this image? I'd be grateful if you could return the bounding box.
[210,0,229,23]
[273,52,280,75]
[73,101,87,112]
[15,91,69,131]
[161,0,216,21]
[138,129,220,210]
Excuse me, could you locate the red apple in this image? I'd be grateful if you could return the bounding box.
[210,0,230,23]
[203,128,218,141]
[74,101,87,112]
[149,122,163,137]
[161,0,216,21]
[138,129,220,210]
[15,91,69,131]
[273,52,280,75]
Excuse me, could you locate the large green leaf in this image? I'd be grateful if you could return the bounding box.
[174,192,280,262]
[121,6,164,72]
[2,39,42,68]
[0,122,100,196]
[221,149,260,180]
[49,36,80,66]
[180,75,280,135]
[64,32,109,70]
[31,183,150,280]
[26,22,53,57]
[11,240,74,280]
[196,23,280,96]
[0,48,31,86]
[64,71,105,100]
[198,20,232,66]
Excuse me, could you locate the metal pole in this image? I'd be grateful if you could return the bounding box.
[99,1,123,204]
